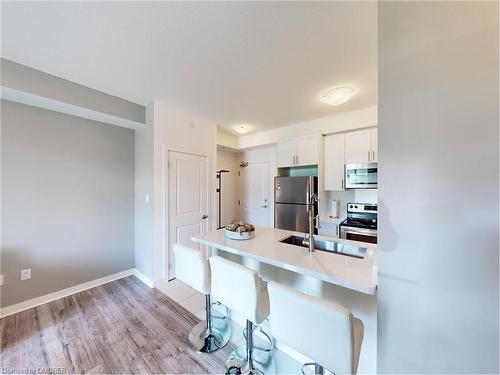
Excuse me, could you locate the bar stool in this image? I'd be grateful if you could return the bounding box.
[209,255,274,374]
[173,243,231,353]
[268,281,364,375]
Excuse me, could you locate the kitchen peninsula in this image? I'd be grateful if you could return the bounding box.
[192,226,377,294]
[192,226,378,373]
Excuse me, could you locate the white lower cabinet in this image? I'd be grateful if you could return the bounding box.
[318,221,339,237]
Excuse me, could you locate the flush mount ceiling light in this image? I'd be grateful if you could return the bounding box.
[322,87,355,106]
[234,124,250,135]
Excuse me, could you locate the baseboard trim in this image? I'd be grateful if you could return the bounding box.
[0,268,154,318]
[133,269,155,288]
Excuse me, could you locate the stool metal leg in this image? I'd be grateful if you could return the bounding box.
[314,363,325,374]
[188,294,231,353]
[226,320,275,375]
[301,363,326,375]
[244,320,256,373]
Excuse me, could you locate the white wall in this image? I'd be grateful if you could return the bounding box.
[1,58,145,128]
[1,100,135,307]
[153,102,218,281]
[378,1,499,372]
[134,103,155,279]
[217,127,239,150]
[216,149,240,227]
[238,105,377,149]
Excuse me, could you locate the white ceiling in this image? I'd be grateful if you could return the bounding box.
[1,2,377,134]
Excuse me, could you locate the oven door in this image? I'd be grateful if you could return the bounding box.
[340,225,377,244]
[345,162,377,189]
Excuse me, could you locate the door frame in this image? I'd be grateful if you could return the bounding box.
[163,146,212,281]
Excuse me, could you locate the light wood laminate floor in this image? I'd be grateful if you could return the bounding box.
[0,276,232,374]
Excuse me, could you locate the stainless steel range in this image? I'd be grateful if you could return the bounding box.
[339,203,377,244]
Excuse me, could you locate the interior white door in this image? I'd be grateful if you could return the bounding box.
[240,162,270,227]
[168,151,208,279]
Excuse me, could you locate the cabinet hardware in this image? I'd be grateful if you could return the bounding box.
[260,205,268,208]
[202,214,208,219]
[367,150,371,161]
[372,150,375,161]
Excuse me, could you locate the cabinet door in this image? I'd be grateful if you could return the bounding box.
[318,222,339,237]
[296,135,318,166]
[323,133,345,190]
[277,139,297,167]
[345,129,371,164]
[371,127,378,162]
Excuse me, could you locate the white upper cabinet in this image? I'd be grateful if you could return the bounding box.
[345,129,372,163]
[323,127,377,191]
[344,128,378,164]
[323,133,345,191]
[277,134,321,168]
[277,139,297,167]
[296,135,318,166]
[371,127,378,162]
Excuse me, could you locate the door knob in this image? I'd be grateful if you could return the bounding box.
[202,214,208,219]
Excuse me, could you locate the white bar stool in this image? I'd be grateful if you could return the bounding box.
[209,255,274,374]
[173,244,231,353]
[268,281,364,375]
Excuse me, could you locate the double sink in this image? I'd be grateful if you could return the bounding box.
[279,235,367,259]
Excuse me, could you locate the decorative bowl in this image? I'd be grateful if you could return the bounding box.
[225,228,255,240]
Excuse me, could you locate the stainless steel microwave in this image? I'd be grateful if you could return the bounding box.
[345,162,378,189]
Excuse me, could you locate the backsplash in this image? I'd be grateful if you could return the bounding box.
[354,189,378,204]
[322,190,354,218]
[321,189,377,219]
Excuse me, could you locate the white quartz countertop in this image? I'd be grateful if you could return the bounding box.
[192,227,378,295]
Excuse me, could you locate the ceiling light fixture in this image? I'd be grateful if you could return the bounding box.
[234,125,250,135]
[322,87,355,106]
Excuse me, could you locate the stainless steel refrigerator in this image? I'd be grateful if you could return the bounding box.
[274,176,318,233]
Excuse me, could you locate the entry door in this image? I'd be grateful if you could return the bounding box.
[168,151,208,279]
[240,162,270,227]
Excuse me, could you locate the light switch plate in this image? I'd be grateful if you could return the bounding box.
[21,268,31,281]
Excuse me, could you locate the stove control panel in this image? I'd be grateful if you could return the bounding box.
[347,203,377,214]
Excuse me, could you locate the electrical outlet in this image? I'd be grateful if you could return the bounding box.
[0,274,4,286]
[20,268,31,281]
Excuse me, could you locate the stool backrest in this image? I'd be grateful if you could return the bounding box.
[209,255,268,324]
[268,281,356,374]
[173,243,210,295]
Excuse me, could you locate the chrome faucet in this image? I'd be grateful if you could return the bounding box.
[303,193,319,253]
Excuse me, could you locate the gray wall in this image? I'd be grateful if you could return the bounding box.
[1,100,135,307]
[1,58,145,124]
[378,1,499,373]
[134,103,155,279]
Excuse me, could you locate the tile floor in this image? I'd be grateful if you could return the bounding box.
[156,278,207,320]
[156,278,302,374]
